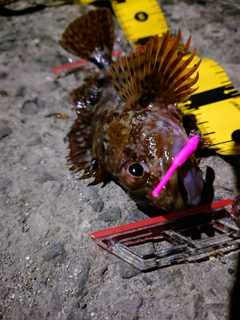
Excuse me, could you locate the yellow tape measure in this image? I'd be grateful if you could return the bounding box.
[79,0,240,155]
[111,0,168,44]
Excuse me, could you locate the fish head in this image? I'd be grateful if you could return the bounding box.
[117,111,204,212]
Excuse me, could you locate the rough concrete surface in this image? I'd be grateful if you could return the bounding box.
[0,0,240,319]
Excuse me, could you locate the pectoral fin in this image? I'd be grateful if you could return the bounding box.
[67,80,110,185]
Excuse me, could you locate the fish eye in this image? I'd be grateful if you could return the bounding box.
[128,162,144,177]
[119,160,149,190]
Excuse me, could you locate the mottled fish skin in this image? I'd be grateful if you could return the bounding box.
[60,8,204,212]
[91,88,203,210]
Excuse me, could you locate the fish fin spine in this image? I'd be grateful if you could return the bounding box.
[109,30,201,108]
[59,8,114,70]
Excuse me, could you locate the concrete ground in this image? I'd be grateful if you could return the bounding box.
[0,0,240,319]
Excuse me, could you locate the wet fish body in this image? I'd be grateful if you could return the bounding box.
[60,8,204,212]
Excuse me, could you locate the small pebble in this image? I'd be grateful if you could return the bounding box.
[75,258,91,298]
[228,268,235,275]
[91,200,104,212]
[0,119,12,140]
[118,260,140,279]
[42,242,65,261]
[0,71,7,79]
[98,206,122,222]
[15,86,26,97]
[190,283,196,291]
[0,176,11,191]
[35,97,45,110]
[21,97,45,115]
[142,276,154,286]
[0,91,8,97]
[21,100,39,115]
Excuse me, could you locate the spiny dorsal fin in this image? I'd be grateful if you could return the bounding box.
[109,30,201,108]
[59,8,114,69]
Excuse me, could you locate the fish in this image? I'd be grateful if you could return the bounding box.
[59,7,204,212]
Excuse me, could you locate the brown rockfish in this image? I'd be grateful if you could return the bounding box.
[59,8,204,211]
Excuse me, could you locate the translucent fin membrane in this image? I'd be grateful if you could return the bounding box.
[109,30,201,109]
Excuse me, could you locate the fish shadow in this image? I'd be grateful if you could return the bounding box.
[219,154,240,189]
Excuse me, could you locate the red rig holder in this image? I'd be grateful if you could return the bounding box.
[91,195,240,271]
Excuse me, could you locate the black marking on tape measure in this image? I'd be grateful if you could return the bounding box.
[221,80,231,85]
[232,130,240,144]
[135,12,148,21]
[135,36,152,46]
[85,0,114,14]
[203,132,215,136]
[184,85,240,110]
[211,140,233,146]
[197,121,209,125]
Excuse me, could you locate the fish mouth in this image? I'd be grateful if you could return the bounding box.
[169,139,203,210]
[176,160,203,208]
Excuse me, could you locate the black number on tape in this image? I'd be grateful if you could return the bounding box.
[135,12,148,21]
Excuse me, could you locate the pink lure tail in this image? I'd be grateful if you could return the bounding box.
[152,135,201,197]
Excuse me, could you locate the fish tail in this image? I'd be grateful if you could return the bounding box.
[109,30,201,109]
[59,8,114,70]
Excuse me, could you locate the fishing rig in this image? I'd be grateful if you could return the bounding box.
[91,195,240,271]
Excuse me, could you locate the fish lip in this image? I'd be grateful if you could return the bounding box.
[178,161,203,207]
[148,138,203,211]
[169,138,203,208]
